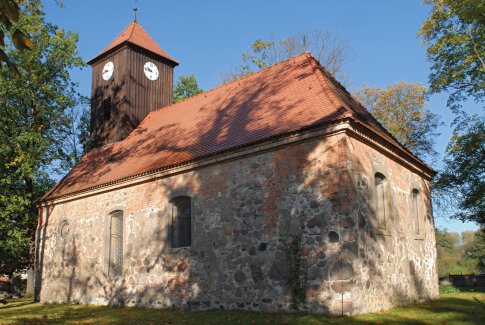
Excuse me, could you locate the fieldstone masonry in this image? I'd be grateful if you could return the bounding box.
[35,129,438,315]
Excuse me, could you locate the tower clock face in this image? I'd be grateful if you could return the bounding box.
[144,62,159,81]
[102,61,114,81]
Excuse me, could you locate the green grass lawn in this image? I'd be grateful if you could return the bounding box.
[1,291,484,325]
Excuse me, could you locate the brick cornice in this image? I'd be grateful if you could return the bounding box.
[346,118,436,181]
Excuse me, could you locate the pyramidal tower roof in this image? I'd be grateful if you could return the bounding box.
[87,21,178,65]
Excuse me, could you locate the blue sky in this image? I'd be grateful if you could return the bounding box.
[43,0,480,232]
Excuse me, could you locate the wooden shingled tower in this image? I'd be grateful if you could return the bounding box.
[87,21,178,148]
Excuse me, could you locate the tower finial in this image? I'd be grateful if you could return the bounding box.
[133,0,138,22]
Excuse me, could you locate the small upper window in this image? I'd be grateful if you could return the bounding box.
[412,189,420,235]
[171,196,191,248]
[375,173,387,230]
[103,98,111,121]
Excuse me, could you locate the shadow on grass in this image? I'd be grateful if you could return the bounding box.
[1,294,484,325]
[454,287,485,293]
[0,300,35,310]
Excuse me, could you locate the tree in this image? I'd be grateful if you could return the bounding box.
[468,228,485,273]
[419,0,484,226]
[436,114,484,225]
[435,228,461,276]
[418,0,484,110]
[435,228,482,276]
[173,73,203,103]
[435,228,453,249]
[461,230,476,251]
[0,1,84,275]
[0,0,35,73]
[221,30,352,84]
[53,98,91,173]
[353,82,441,162]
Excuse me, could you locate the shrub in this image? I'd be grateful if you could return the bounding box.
[439,285,461,294]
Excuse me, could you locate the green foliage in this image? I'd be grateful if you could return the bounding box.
[419,0,485,226]
[436,228,463,276]
[173,73,203,103]
[439,285,462,294]
[468,228,485,272]
[435,228,457,249]
[435,228,483,276]
[418,0,484,110]
[55,98,90,172]
[0,1,84,274]
[436,114,484,225]
[284,233,308,311]
[353,82,441,162]
[448,259,479,275]
[222,30,352,84]
[461,230,476,251]
[0,0,35,73]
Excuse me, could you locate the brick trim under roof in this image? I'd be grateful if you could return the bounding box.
[87,21,178,65]
[42,53,434,201]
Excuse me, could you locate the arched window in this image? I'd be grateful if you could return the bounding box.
[375,173,387,230]
[108,210,123,276]
[412,189,420,235]
[170,196,191,248]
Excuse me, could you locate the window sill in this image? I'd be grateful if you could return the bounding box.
[170,246,191,252]
[376,228,391,236]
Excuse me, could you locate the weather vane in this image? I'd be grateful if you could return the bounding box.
[133,0,138,22]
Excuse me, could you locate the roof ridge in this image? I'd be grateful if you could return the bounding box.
[306,54,354,118]
[309,56,420,159]
[128,21,136,40]
[147,52,313,115]
[113,51,414,163]
[108,23,131,46]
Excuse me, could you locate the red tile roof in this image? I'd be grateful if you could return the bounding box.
[87,21,178,65]
[43,53,427,200]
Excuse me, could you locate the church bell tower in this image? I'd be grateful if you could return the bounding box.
[87,20,178,148]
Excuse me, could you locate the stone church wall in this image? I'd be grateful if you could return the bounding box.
[36,131,438,315]
[340,133,438,314]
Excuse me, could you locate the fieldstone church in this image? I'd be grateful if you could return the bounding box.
[34,20,438,315]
